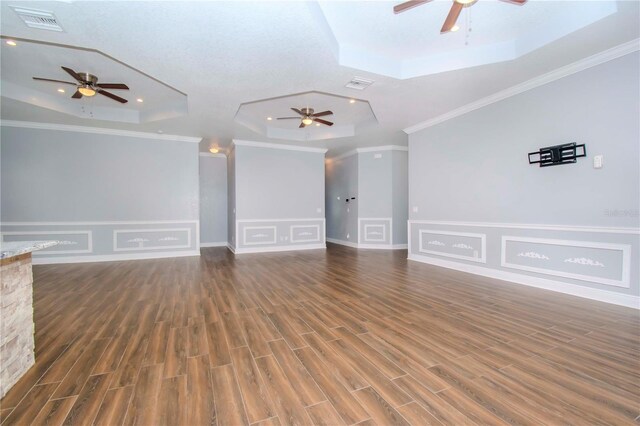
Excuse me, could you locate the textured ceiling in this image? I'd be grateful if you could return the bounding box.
[0,1,638,156]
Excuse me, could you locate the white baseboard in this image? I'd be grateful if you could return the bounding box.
[327,238,407,250]
[233,244,326,255]
[200,242,228,248]
[327,238,359,248]
[408,254,639,309]
[33,250,201,265]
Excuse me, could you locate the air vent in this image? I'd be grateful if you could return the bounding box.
[11,6,64,32]
[345,77,374,91]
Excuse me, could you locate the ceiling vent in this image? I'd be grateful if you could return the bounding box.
[11,6,64,32]
[345,77,374,91]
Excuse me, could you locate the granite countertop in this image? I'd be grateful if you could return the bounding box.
[0,241,59,260]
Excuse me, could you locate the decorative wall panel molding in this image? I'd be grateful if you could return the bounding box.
[290,225,322,243]
[0,220,199,263]
[501,236,631,288]
[358,218,392,247]
[1,230,92,254]
[113,228,191,252]
[243,226,277,246]
[418,229,486,263]
[235,218,326,253]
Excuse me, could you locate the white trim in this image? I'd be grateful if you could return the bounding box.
[200,241,228,248]
[0,120,202,143]
[418,229,487,263]
[1,220,199,226]
[327,238,359,248]
[199,152,227,158]
[1,230,92,255]
[227,243,236,254]
[358,218,393,247]
[236,218,324,223]
[290,224,321,243]
[407,220,640,235]
[327,238,406,250]
[33,250,200,265]
[242,226,277,246]
[232,139,328,154]
[404,39,640,134]
[113,228,192,252]
[364,224,386,242]
[233,244,326,254]
[330,145,408,161]
[408,254,639,310]
[501,236,631,288]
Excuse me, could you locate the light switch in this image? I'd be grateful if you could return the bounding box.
[593,155,603,169]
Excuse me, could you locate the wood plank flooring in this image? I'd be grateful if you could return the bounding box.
[1,244,638,425]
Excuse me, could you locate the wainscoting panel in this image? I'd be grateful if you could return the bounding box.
[418,229,486,263]
[235,218,325,253]
[408,220,639,307]
[502,236,630,288]
[2,230,92,255]
[0,221,199,263]
[358,218,392,247]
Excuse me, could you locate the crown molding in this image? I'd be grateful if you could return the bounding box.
[403,39,640,135]
[232,139,328,154]
[329,145,409,161]
[199,152,227,158]
[0,120,202,143]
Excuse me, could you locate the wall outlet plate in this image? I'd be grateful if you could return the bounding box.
[593,155,603,169]
[412,206,418,213]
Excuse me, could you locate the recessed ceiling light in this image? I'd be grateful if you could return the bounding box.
[210,147,220,154]
[5,40,17,46]
[451,25,460,32]
[267,117,272,121]
[136,98,144,103]
[57,88,65,93]
[349,99,356,104]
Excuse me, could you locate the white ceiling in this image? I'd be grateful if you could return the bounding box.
[0,1,638,156]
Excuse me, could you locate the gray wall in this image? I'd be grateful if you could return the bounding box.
[231,143,326,252]
[199,154,227,244]
[392,150,408,245]
[1,126,200,261]
[408,52,639,300]
[227,147,236,247]
[326,154,359,243]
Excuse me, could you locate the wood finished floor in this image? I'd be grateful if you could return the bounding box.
[1,244,639,425]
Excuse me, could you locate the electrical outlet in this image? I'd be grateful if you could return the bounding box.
[593,155,603,169]
[316,207,322,213]
[412,206,418,213]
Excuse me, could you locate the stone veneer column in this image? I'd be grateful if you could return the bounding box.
[0,253,35,399]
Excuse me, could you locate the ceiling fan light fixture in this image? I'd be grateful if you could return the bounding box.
[78,85,96,97]
[302,117,313,126]
[455,0,477,5]
[451,25,460,32]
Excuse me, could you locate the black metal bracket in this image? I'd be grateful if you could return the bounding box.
[528,143,586,167]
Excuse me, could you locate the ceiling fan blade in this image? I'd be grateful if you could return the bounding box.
[277,117,300,120]
[61,66,83,82]
[291,108,304,116]
[97,89,128,104]
[313,118,333,126]
[312,110,333,117]
[96,83,129,90]
[393,0,431,14]
[32,77,77,85]
[441,2,463,33]
[71,90,82,99]
[500,0,526,4]
[299,122,306,128]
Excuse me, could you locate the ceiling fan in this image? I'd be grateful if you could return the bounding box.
[32,66,130,103]
[277,108,333,128]
[394,0,527,34]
